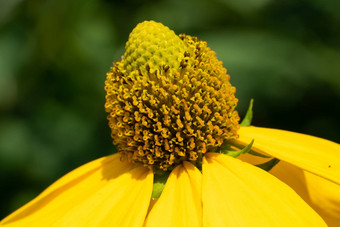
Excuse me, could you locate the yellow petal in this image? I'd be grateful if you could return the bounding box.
[203,152,326,226]
[145,161,202,227]
[270,161,340,226]
[1,154,153,227]
[238,126,340,185]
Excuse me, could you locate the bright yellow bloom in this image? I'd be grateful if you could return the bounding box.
[1,21,339,227]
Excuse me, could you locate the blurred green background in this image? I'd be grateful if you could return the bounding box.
[1,0,339,219]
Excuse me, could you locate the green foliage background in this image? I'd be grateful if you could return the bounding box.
[0,0,339,218]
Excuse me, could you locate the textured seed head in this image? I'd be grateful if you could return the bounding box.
[105,21,240,171]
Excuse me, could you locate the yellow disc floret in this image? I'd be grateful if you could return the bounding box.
[105,20,240,171]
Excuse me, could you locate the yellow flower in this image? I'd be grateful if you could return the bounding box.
[1,21,339,227]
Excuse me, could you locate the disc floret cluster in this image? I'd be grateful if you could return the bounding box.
[105,21,240,171]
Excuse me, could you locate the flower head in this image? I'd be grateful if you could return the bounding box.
[105,21,239,171]
[1,21,339,227]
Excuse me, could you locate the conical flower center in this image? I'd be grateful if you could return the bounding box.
[105,21,240,171]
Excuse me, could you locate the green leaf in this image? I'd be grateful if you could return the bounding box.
[221,139,254,158]
[256,158,280,172]
[151,171,170,199]
[240,99,254,127]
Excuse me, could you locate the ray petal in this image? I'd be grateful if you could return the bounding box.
[145,161,202,227]
[203,152,326,227]
[270,161,340,226]
[238,126,340,185]
[1,154,153,227]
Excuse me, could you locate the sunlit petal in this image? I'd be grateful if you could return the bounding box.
[145,162,202,227]
[203,152,326,226]
[238,126,340,185]
[271,161,340,226]
[1,154,153,227]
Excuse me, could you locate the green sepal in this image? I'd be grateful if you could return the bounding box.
[151,170,170,199]
[220,139,271,158]
[256,158,280,172]
[228,138,271,159]
[219,139,254,158]
[248,149,271,158]
[240,99,254,127]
